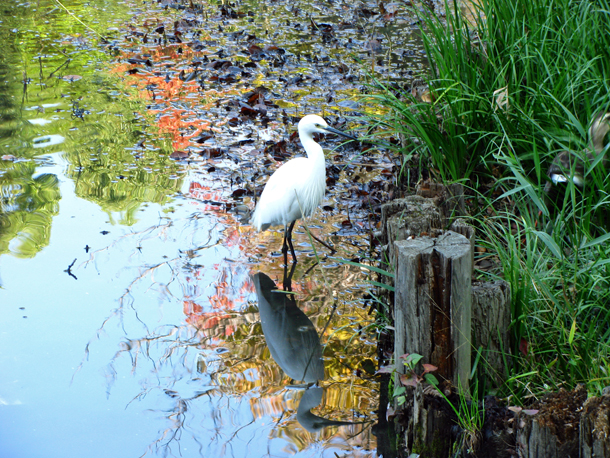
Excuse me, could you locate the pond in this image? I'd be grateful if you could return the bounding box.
[0,1,429,457]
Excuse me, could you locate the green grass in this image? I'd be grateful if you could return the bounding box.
[366,0,610,402]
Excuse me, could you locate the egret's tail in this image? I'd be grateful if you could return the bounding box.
[250,208,271,231]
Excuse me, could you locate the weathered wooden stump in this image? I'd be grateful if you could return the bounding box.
[516,385,587,458]
[383,184,515,457]
[580,394,610,458]
[450,218,475,272]
[381,195,443,266]
[472,281,511,385]
[402,382,455,457]
[382,185,610,457]
[394,230,472,392]
[417,181,466,221]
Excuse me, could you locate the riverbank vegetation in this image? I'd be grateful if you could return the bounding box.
[369,0,610,403]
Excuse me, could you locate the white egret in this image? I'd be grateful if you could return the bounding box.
[251,115,357,262]
[545,111,610,193]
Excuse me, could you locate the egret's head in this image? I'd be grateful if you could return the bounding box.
[298,115,330,136]
[298,114,357,141]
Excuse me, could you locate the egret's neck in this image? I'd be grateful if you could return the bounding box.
[300,134,326,166]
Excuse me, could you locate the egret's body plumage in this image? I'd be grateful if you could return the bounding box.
[251,115,356,261]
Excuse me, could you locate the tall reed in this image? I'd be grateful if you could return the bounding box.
[366,0,610,399]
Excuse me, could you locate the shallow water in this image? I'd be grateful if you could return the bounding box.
[0,0,428,456]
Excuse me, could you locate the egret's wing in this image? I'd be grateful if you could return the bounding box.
[251,158,309,230]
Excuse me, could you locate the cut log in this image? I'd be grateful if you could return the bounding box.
[394,230,472,393]
[472,281,511,386]
[417,181,466,221]
[402,382,454,457]
[516,385,586,458]
[381,195,444,267]
[580,394,610,458]
[450,218,475,273]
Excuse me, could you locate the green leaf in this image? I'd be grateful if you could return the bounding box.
[581,231,610,249]
[533,230,563,259]
[568,319,577,345]
[404,353,423,368]
[424,373,439,386]
[368,280,395,292]
[394,386,406,396]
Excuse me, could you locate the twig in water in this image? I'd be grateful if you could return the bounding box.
[310,232,335,253]
[64,258,77,280]
[53,0,107,41]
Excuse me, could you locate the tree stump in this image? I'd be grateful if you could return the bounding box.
[381,195,443,267]
[450,218,475,274]
[472,281,511,386]
[580,394,610,458]
[516,385,586,458]
[402,382,455,457]
[394,230,473,393]
[417,181,466,222]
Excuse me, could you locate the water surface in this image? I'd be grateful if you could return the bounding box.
[0,0,426,456]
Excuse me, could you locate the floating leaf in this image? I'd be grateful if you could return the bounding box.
[170,151,189,159]
[62,75,82,82]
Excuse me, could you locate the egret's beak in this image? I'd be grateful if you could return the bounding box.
[322,126,358,142]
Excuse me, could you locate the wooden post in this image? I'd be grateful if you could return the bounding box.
[381,195,443,267]
[417,182,466,221]
[580,394,610,458]
[394,230,472,393]
[380,184,466,268]
[516,385,586,458]
[450,218,475,273]
[472,281,511,385]
[403,382,454,457]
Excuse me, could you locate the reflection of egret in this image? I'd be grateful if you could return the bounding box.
[253,270,371,433]
[545,112,610,193]
[251,115,357,262]
[252,271,324,383]
[296,386,366,433]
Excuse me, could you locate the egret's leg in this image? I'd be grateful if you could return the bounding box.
[281,224,289,266]
[283,260,297,291]
[286,220,297,262]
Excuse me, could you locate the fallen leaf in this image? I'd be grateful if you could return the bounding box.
[62,75,82,82]
[376,365,394,374]
[519,337,529,356]
[170,151,189,159]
